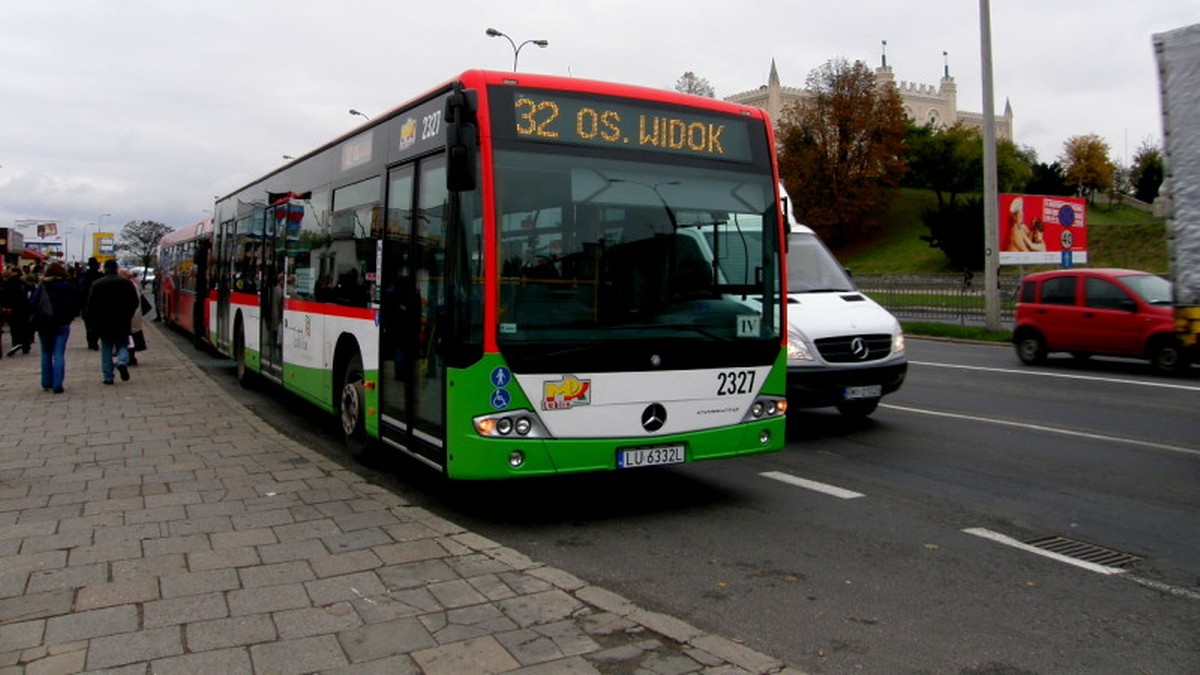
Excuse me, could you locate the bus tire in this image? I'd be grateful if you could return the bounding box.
[340,353,371,460]
[234,322,255,389]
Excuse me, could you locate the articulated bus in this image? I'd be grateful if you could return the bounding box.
[161,70,789,479]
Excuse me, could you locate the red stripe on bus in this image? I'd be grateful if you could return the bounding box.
[285,299,375,320]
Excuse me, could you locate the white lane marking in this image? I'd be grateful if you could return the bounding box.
[910,360,1200,392]
[881,403,1200,458]
[965,528,1200,602]
[1126,575,1200,602]
[962,527,1127,575]
[760,471,865,499]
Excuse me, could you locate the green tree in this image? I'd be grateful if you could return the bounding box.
[1129,140,1164,204]
[905,122,981,208]
[997,141,1036,194]
[117,220,173,271]
[777,58,908,248]
[1061,133,1115,203]
[1026,161,1070,196]
[674,71,714,98]
[904,122,1034,269]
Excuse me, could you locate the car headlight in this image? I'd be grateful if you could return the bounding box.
[893,331,906,354]
[787,330,815,362]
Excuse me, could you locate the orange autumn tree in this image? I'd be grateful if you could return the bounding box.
[777,58,908,249]
[1061,133,1116,204]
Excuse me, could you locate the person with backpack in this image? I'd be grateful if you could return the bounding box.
[28,262,81,393]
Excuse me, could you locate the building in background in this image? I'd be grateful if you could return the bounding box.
[726,56,1013,142]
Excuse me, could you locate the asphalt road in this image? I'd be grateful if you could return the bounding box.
[166,325,1200,674]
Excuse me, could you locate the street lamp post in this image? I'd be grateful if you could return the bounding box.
[486,27,548,71]
[348,109,370,121]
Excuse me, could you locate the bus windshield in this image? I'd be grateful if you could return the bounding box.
[493,147,781,360]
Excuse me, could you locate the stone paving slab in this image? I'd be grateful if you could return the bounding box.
[0,318,803,674]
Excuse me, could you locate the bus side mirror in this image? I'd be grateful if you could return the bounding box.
[445,84,479,192]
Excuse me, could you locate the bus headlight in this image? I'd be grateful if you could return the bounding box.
[742,396,788,423]
[514,417,532,435]
[473,411,549,438]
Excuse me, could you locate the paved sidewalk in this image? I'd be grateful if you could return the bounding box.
[0,319,800,674]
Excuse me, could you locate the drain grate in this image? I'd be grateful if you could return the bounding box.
[1024,535,1142,569]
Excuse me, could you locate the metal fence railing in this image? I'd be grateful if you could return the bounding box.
[852,273,1021,328]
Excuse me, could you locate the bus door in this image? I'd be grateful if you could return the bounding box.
[379,159,448,462]
[260,202,289,380]
[215,220,231,350]
[192,238,210,349]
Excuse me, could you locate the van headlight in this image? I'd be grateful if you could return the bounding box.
[893,331,906,354]
[787,329,815,362]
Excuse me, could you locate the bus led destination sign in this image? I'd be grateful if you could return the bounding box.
[508,91,754,162]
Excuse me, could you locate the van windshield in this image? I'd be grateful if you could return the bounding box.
[787,232,856,293]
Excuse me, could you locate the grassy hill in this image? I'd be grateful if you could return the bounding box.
[837,189,1170,275]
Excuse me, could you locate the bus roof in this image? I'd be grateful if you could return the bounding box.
[159,217,214,249]
[214,70,773,206]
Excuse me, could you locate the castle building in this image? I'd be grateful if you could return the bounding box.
[726,56,1013,142]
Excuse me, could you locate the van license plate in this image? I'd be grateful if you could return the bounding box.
[618,445,686,469]
[843,385,882,400]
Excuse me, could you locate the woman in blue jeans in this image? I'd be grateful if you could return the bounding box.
[29,262,81,393]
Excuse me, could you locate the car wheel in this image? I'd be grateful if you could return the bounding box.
[1016,333,1047,365]
[836,398,879,418]
[1150,339,1187,375]
[340,353,372,460]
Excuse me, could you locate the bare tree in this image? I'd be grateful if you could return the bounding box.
[117,220,173,271]
[674,71,715,98]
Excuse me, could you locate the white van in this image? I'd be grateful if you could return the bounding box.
[782,197,907,418]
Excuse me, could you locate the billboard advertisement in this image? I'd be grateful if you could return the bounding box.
[999,194,1087,266]
[93,232,116,263]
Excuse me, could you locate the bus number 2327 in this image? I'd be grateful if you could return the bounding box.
[717,370,756,396]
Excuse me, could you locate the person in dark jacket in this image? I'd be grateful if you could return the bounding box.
[85,259,140,384]
[2,264,34,356]
[78,257,104,350]
[28,262,81,393]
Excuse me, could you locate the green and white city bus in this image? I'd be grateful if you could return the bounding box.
[177,70,789,479]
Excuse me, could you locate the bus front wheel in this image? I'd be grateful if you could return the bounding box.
[340,353,371,459]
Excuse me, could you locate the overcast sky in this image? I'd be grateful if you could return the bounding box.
[2,0,1197,251]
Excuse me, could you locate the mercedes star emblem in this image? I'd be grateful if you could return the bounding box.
[641,403,667,432]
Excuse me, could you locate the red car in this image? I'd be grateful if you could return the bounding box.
[1013,268,1189,374]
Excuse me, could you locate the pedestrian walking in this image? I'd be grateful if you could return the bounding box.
[78,257,103,351]
[122,268,147,365]
[2,264,34,357]
[28,262,81,393]
[85,259,139,384]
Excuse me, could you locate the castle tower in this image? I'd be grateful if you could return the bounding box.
[939,52,957,125]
